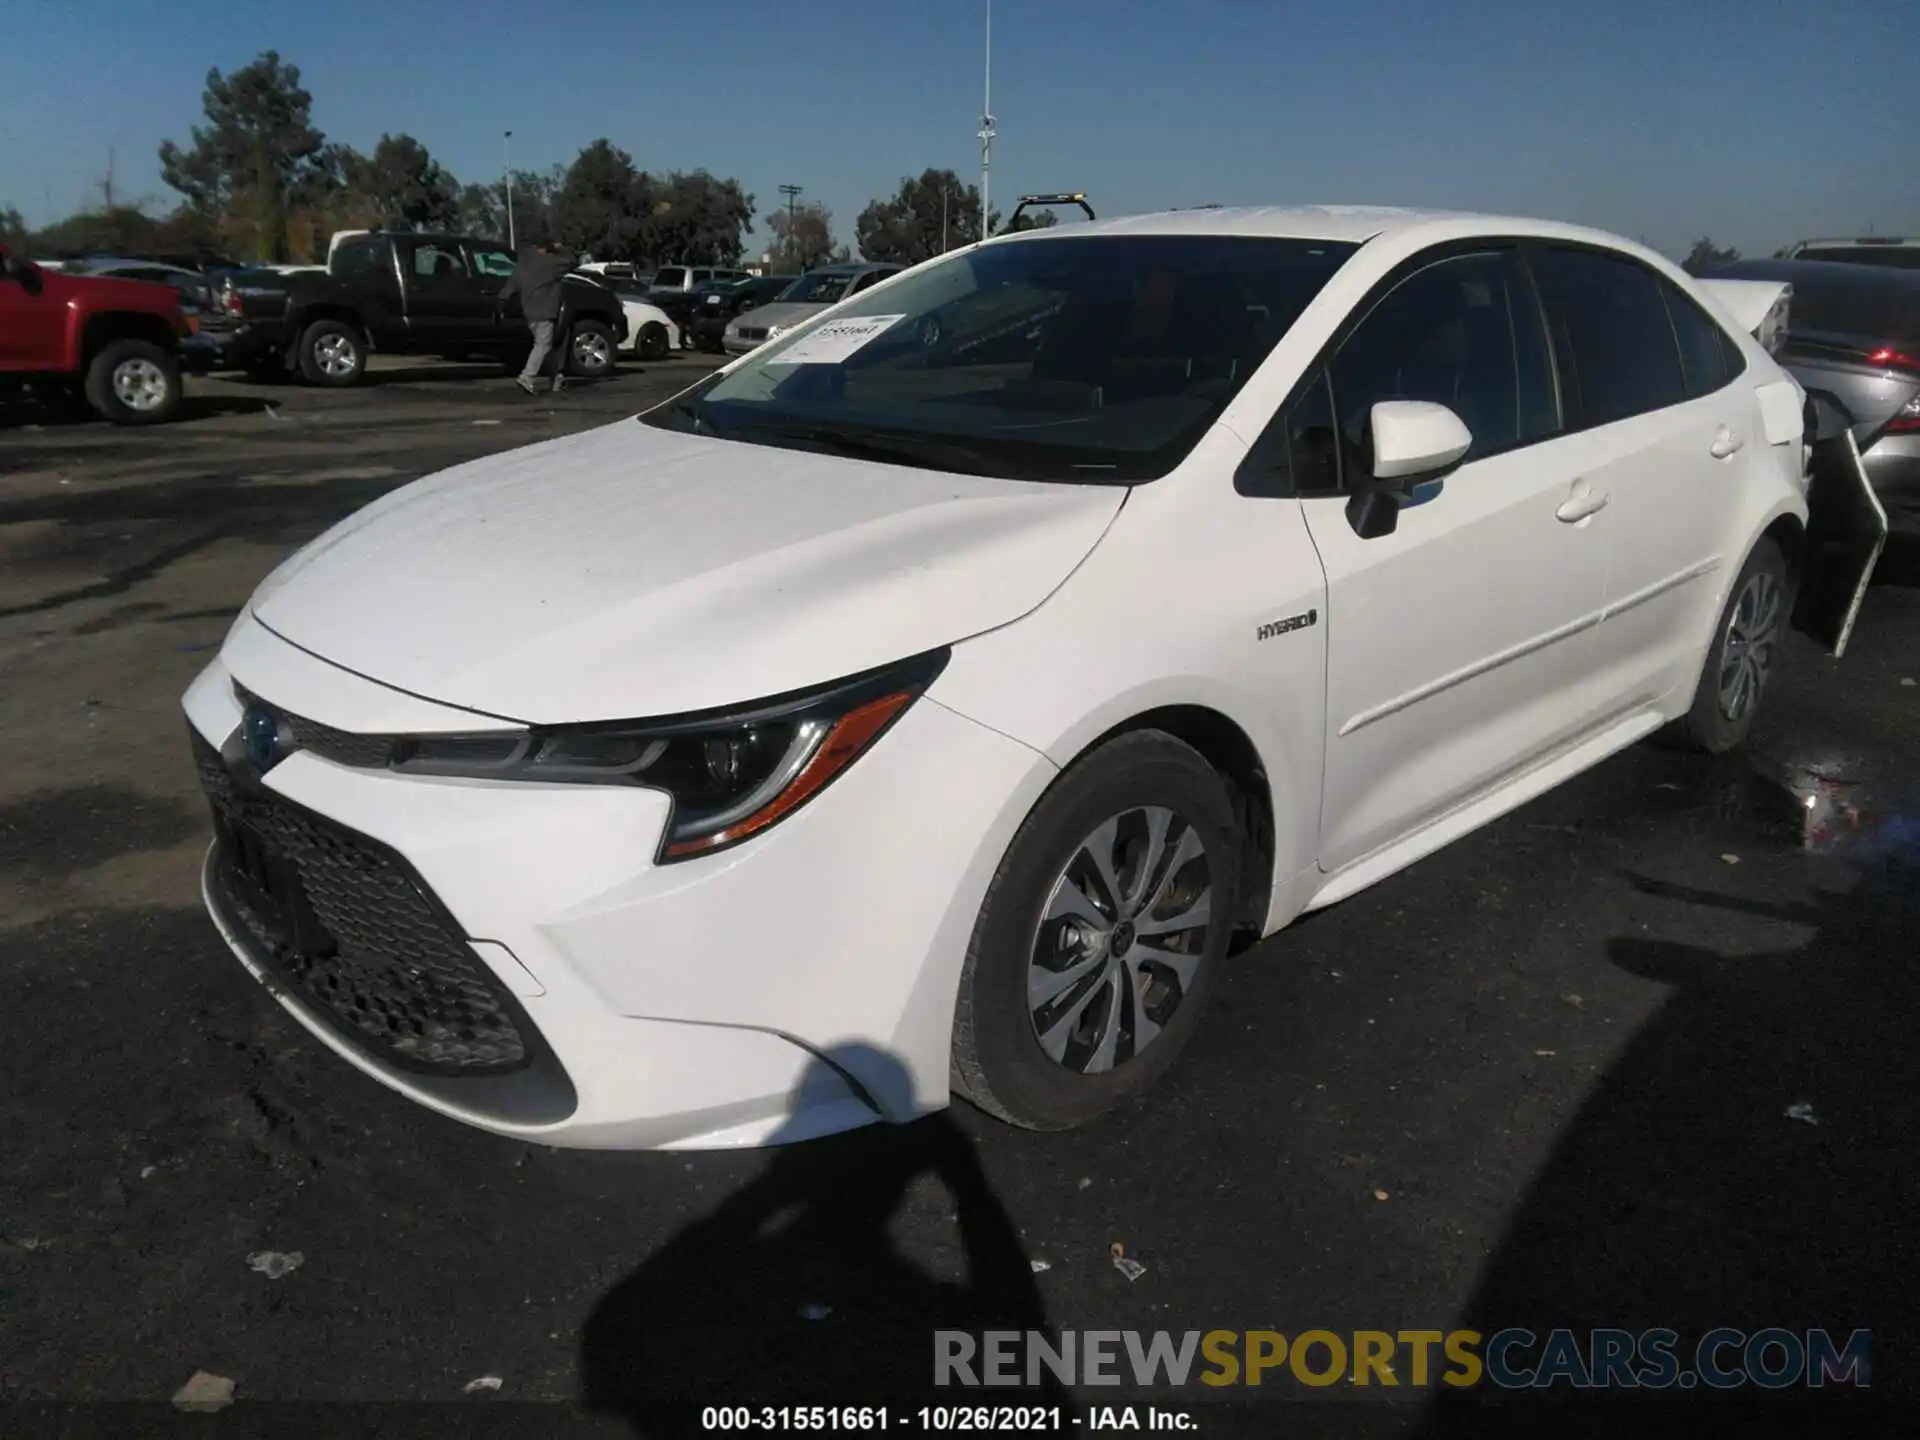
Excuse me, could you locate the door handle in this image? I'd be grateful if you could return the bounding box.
[1710,427,1744,459]
[1556,486,1610,523]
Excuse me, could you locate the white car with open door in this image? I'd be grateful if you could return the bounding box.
[182,206,1881,1150]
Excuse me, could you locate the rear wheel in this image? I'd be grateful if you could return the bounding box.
[951,731,1240,1130]
[566,319,617,379]
[636,322,669,360]
[1667,537,1790,753]
[84,339,182,425]
[297,320,366,386]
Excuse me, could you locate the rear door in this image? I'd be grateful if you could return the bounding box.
[401,240,491,347]
[1528,245,1754,711]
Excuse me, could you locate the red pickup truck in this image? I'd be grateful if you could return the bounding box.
[1,243,192,424]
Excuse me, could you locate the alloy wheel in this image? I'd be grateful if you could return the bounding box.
[1026,806,1216,1075]
[1718,569,1782,722]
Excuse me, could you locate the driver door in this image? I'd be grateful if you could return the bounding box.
[1293,247,1618,873]
[0,254,64,368]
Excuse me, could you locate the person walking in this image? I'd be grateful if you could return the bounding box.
[497,240,576,395]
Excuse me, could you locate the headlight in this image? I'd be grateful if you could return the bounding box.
[389,649,948,861]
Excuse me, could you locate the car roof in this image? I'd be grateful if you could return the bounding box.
[979,203,1657,253]
[73,256,199,273]
[1708,256,1920,293]
[1791,237,1918,250]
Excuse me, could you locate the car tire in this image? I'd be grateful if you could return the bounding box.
[636,322,669,361]
[1666,537,1791,754]
[950,730,1241,1131]
[566,319,618,379]
[83,339,183,426]
[297,320,366,386]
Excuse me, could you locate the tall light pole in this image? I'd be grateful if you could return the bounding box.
[977,0,995,243]
[503,130,516,250]
[779,183,804,269]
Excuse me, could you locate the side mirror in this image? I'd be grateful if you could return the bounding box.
[1345,400,1472,539]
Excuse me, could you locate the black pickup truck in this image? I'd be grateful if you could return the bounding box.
[210,232,628,386]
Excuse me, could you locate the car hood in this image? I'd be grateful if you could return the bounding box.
[734,300,828,331]
[247,419,1125,724]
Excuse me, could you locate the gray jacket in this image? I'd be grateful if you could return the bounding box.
[499,247,573,324]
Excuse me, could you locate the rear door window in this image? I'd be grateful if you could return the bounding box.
[1531,246,1687,428]
[1661,281,1743,396]
[653,267,687,289]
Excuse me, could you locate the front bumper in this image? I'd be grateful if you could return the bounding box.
[182,616,1054,1150]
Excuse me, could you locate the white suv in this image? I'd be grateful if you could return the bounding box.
[183,206,1881,1150]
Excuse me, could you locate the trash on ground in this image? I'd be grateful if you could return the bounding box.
[139,1166,156,1179]
[1077,1177,1092,1190]
[1721,853,1741,865]
[1534,1049,1557,1057]
[1372,1188,1390,1201]
[473,419,502,426]
[798,1303,833,1321]
[247,1249,304,1278]
[1561,994,1585,1009]
[172,1371,235,1412]
[463,1375,503,1394]
[1901,678,1915,688]
[1785,1102,1821,1126]
[1029,1259,1051,1273]
[1108,1243,1147,1282]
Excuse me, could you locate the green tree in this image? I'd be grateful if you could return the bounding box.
[767,200,836,272]
[1004,208,1057,234]
[3,204,34,248]
[346,133,462,230]
[157,50,328,262]
[855,169,997,264]
[651,170,755,265]
[551,139,652,260]
[1683,236,1741,275]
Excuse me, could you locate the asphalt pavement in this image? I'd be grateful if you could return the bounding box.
[2,360,1917,1436]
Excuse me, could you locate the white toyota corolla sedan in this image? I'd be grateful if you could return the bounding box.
[183,205,1880,1151]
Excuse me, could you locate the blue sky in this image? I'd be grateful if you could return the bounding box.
[2,0,1914,261]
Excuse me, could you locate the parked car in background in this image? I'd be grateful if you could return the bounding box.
[722,261,905,354]
[181,206,1879,1148]
[210,232,628,386]
[649,264,753,297]
[1782,238,1920,272]
[584,272,681,359]
[1705,257,1920,529]
[688,274,794,352]
[59,256,242,371]
[1,243,193,423]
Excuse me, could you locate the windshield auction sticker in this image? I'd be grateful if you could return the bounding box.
[765,314,906,366]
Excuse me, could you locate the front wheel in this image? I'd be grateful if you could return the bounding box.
[1668,537,1790,753]
[297,320,365,386]
[566,319,617,379]
[951,731,1241,1130]
[84,339,183,425]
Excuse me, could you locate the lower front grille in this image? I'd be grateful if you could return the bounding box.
[193,730,528,1074]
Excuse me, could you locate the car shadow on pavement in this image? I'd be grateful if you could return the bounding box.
[579,1046,1071,1437]
[1412,787,1919,1435]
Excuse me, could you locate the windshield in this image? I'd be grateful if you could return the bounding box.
[781,270,861,305]
[643,234,1357,483]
